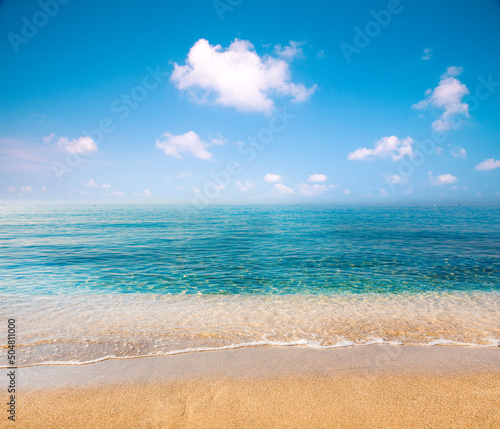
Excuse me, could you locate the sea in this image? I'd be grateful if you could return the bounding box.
[1,204,499,367]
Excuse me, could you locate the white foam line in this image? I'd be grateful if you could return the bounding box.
[4,337,499,369]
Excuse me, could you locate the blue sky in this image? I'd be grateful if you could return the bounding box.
[1,0,499,204]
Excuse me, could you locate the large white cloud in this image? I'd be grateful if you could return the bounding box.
[156,131,220,160]
[348,136,414,161]
[171,39,317,114]
[475,158,500,171]
[412,67,470,131]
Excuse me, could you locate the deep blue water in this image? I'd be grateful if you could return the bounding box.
[1,204,499,295]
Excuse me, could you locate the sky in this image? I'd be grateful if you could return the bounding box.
[1,0,499,204]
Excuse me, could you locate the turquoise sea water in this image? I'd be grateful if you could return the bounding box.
[1,204,499,366]
[1,204,499,295]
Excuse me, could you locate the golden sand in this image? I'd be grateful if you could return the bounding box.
[6,346,500,428]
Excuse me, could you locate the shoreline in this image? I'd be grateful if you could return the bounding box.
[9,345,500,428]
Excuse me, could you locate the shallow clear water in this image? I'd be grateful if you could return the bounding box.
[0,204,499,366]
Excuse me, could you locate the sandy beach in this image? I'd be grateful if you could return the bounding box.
[7,345,499,428]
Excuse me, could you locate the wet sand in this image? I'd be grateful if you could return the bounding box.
[7,345,500,428]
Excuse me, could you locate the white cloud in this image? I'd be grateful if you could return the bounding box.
[297,183,327,196]
[110,191,125,197]
[156,131,215,161]
[428,171,458,186]
[171,39,317,114]
[41,186,47,192]
[42,133,55,144]
[264,173,283,182]
[475,158,500,171]
[142,190,152,197]
[317,50,325,58]
[7,186,16,192]
[380,189,388,196]
[385,174,408,185]
[50,135,98,154]
[86,179,111,188]
[412,67,470,131]
[421,47,432,60]
[20,185,33,194]
[177,172,193,179]
[348,136,414,161]
[307,174,327,182]
[274,183,295,195]
[235,181,255,191]
[451,147,467,158]
[342,189,350,195]
[273,41,304,61]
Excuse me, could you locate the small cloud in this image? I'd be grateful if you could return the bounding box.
[385,174,408,185]
[87,179,110,188]
[273,41,304,61]
[342,189,350,195]
[421,47,432,60]
[7,186,16,192]
[412,66,469,131]
[190,186,201,193]
[20,185,33,194]
[235,181,255,191]
[41,186,47,192]
[274,183,295,195]
[428,171,458,186]
[51,135,98,154]
[475,158,500,171]
[156,131,215,161]
[348,136,414,161]
[451,147,467,158]
[42,133,55,144]
[380,189,388,196]
[177,172,194,179]
[317,50,325,58]
[142,190,152,197]
[307,174,327,182]
[110,191,125,197]
[402,188,414,195]
[297,183,327,196]
[264,173,283,183]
